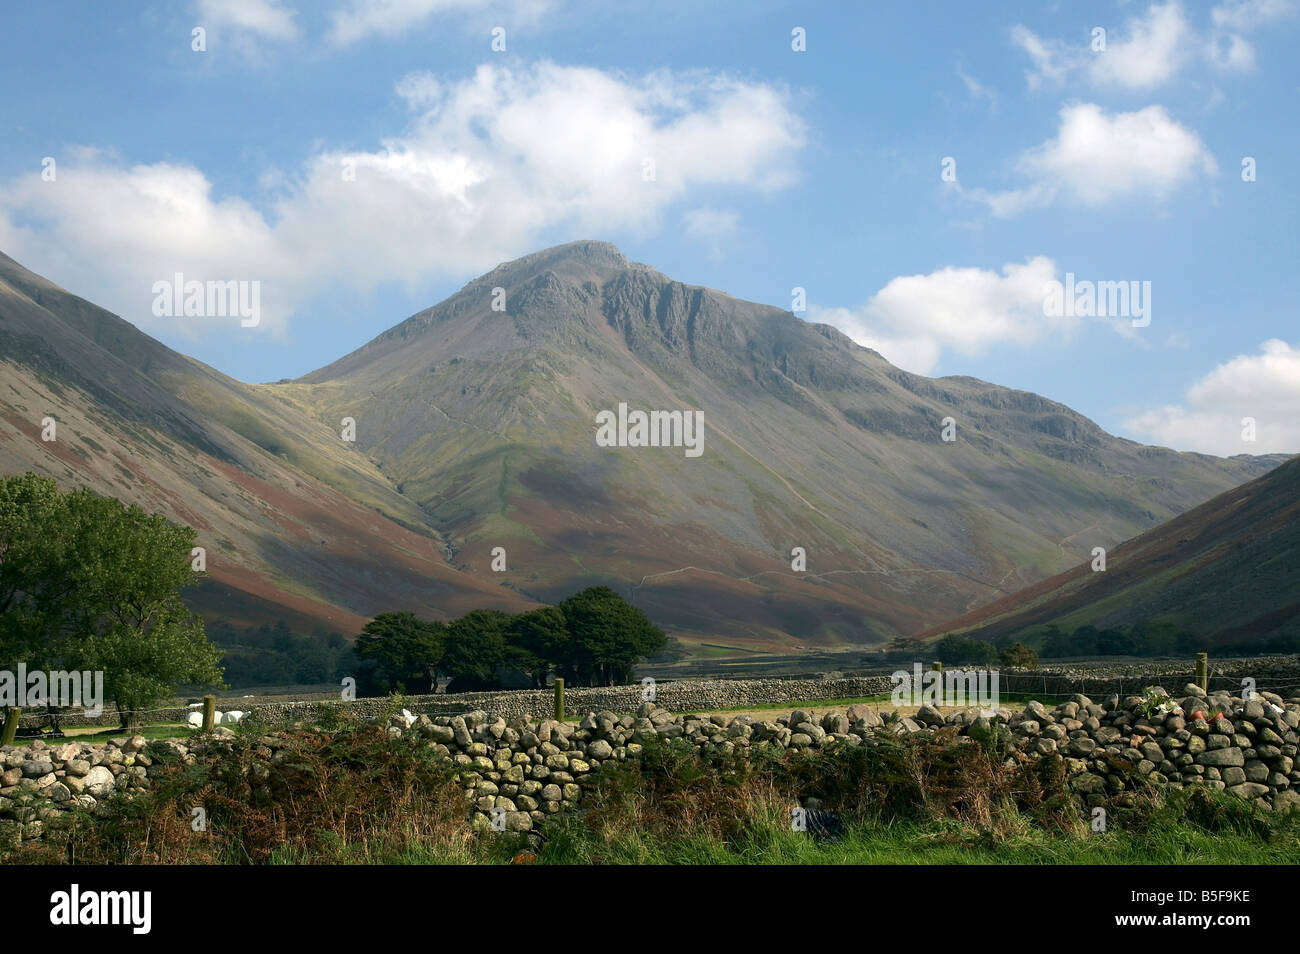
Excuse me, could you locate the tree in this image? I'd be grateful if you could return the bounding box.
[74,603,223,726]
[0,474,80,668]
[1038,623,1069,658]
[359,587,668,693]
[353,612,445,693]
[1000,642,1039,670]
[503,606,567,687]
[556,586,666,686]
[934,633,998,667]
[441,609,511,690]
[58,489,223,725]
[0,475,224,726]
[1095,626,1138,656]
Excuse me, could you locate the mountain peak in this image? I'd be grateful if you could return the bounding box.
[485,240,630,279]
[3,248,1289,655]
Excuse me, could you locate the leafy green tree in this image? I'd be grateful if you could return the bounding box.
[0,474,80,668]
[1000,642,1039,670]
[934,633,998,667]
[59,489,223,725]
[361,588,668,693]
[74,603,223,726]
[0,475,224,726]
[353,611,445,693]
[1037,623,1069,658]
[504,606,567,687]
[1095,626,1138,656]
[441,609,511,690]
[556,586,666,686]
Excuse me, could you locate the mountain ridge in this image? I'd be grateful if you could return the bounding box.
[917,454,1300,648]
[0,241,1289,655]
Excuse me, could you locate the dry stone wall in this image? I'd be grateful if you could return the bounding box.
[22,655,1300,731]
[4,681,1298,846]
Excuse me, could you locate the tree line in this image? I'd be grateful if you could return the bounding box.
[206,618,351,688]
[353,587,667,694]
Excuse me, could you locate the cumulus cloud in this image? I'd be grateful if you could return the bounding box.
[808,257,1069,375]
[1092,2,1193,89]
[0,63,804,341]
[0,158,289,337]
[194,0,300,42]
[971,103,1217,216]
[1125,340,1300,455]
[1012,1,1294,91]
[327,0,554,46]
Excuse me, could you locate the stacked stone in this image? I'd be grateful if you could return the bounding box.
[404,708,653,833]
[4,684,1299,846]
[0,733,188,843]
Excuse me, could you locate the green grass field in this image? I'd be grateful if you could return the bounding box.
[273,815,1298,866]
[9,724,192,747]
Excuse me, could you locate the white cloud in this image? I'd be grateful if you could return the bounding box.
[0,63,804,341]
[194,0,300,42]
[683,207,738,236]
[1012,1,1294,90]
[0,160,289,337]
[1091,2,1193,89]
[394,70,443,108]
[682,207,739,259]
[1012,4,1191,91]
[1211,0,1297,32]
[972,103,1217,216]
[1009,25,1072,91]
[956,67,998,109]
[808,257,1067,375]
[1125,340,1300,455]
[1205,32,1257,71]
[327,0,554,46]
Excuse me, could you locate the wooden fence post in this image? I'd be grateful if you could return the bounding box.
[1195,653,1208,693]
[553,679,565,721]
[202,694,216,732]
[1,707,20,746]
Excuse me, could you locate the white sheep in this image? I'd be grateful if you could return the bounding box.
[223,710,246,724]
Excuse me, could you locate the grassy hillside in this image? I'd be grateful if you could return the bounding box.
[920,456,1300,652]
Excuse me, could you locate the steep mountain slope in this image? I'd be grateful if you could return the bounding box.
[275,240,1285,649]
[916,455,1300,649]
[0,252,537,638]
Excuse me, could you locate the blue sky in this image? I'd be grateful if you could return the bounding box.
[1,0,1297,455]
